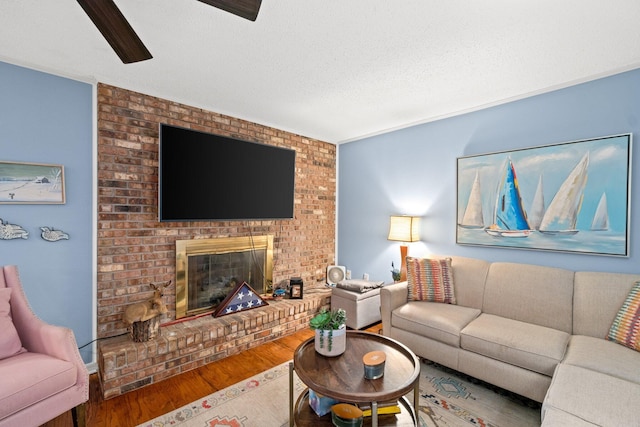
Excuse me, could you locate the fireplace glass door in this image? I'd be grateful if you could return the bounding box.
[176,236,274,319]
[187,250,266,311]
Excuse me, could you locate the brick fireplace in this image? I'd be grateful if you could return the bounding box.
[96,83,336,397]
[176,235,274,319]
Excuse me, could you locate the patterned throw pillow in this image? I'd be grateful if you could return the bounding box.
[607,281,640,351]
[406,257,456,304]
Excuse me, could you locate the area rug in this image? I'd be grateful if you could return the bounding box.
[138,360,541,427]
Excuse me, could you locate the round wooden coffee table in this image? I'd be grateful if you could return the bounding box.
[289,331,420,427]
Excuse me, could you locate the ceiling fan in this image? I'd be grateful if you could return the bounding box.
[76,0,262,64]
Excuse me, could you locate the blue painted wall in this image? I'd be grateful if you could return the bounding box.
[0,61,93,362]
[338,69,640,283]
[3,59,639,364]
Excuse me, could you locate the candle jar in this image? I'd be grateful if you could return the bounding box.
[363,350,386,379]
[331,403,363,427]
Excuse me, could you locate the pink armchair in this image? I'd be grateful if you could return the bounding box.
[0,265,89,427]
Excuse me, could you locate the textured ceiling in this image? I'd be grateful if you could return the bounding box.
[1,1,640,143]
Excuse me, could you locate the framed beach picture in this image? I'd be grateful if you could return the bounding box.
[0,161,65,204]
[456,134,632,256]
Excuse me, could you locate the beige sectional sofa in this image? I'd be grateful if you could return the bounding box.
[380,255,640,426]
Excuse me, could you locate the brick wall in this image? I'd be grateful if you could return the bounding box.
[97,83,336,338]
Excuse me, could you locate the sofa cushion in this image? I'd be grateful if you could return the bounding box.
[461,314,569,376]
[564,335,640,384]
[606,281,640,351]
[541,406,599,426]
[543,364,640,427]
[573,271,640,338]
[0,351,77,419]
[392,301,480,347]
[447,256,490,309]
[482,262,574,333]
[406,257,456,304]
[0,288,26,360]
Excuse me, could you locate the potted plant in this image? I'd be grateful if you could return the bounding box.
[309,308,347,356]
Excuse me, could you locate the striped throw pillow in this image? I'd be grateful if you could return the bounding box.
[607,281,640,352]
[406,257,456,304]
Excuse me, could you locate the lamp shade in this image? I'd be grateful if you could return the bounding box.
[387,215,421,242]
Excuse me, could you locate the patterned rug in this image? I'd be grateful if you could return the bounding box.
[138,360,541,427]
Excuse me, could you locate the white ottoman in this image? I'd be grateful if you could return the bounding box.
[331,286,382,330]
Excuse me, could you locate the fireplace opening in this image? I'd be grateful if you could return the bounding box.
[175,235,274,319]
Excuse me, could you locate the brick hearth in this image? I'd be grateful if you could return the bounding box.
[98,290,330,399]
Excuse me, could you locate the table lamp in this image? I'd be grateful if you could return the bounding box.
[387,215,421,281]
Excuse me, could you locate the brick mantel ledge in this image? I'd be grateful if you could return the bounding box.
[98,290,330,399]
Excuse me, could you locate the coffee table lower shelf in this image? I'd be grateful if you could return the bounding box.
[292,388,417,426]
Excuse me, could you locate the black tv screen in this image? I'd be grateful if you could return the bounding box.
[159,124,296,221]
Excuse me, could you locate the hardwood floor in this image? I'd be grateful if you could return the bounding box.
[43,323,383,427]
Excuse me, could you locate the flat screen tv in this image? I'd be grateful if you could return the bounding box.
[159,124,296,221]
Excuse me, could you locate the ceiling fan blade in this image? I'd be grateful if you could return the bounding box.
[77,0,152,63]
[197,0,262,21]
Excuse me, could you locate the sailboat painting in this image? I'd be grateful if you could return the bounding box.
[457,134,631,256]
[528,175,545,230]
[484,158,531,237]
[538,152,590,236]
[459,171,485,229]
[591,193,610,231]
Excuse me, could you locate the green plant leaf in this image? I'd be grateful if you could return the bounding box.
[309,308,346,330]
